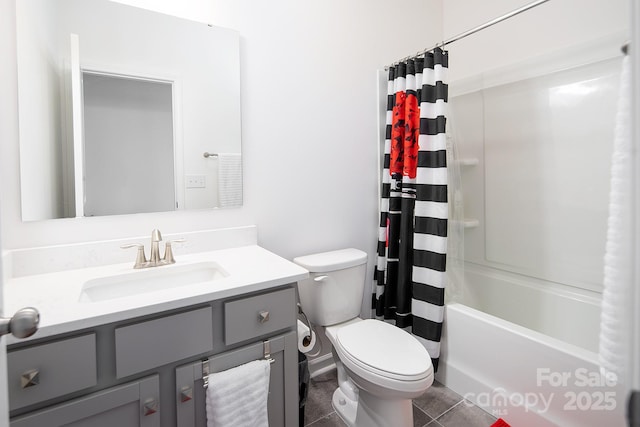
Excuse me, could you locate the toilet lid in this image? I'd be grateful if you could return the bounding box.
[335,319,432,380]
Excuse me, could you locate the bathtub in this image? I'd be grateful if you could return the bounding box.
[436,264,626,426]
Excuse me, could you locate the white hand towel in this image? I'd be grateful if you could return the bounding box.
[206,359,270,427]
[218,153,243,207]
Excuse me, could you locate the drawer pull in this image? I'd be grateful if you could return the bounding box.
[258,311,270,323]
[21,369,39,389]
[143,398,159,416]
[180,386,193,403]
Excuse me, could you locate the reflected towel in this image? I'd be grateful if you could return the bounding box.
[218,153,242,207]
[206,359,270,427]
[599,55,632,380]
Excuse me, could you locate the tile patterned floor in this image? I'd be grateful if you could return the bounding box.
[303,370,498,427]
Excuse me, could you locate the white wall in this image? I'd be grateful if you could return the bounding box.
[0,0,443,288]
[205,0,443,262]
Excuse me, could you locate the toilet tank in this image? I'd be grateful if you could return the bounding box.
[293,248,367,326]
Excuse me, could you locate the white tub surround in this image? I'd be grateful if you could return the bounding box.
[462,263,602,353]
[437,303,625,427]
[2,226,309,344]
[436,264,619,426]
[441,38,628,426]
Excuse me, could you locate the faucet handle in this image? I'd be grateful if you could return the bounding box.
[162,238,186,264]
[121,243,148,269]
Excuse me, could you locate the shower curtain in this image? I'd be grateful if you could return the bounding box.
[599,54,632,382]
[374,48,449,371]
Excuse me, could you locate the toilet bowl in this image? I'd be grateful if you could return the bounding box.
[294,249,433,427]
[325,318,433,426]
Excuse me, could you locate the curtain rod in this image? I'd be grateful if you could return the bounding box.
[386,0,551,69]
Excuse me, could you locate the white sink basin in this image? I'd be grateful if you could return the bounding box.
[79,262,228,303]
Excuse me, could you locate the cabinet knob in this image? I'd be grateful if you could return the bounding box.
[143,398,159,416]
[258,311,270,323]
[21,369,39,389]
[180,386,193,403]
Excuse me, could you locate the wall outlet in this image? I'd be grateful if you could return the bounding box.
[186,175,206,188]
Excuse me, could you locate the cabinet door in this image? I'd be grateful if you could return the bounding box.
[11,375,160,427]
[175,331,298,427]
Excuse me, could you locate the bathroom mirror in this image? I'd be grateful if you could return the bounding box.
[16,0,242,221]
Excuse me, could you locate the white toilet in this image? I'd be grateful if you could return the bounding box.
[294,248,433,427]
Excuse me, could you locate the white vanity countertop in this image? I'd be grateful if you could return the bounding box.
[4,245,309,344]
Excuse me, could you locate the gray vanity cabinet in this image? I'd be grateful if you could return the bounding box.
[10,375,160,427]
[6,284,299,427]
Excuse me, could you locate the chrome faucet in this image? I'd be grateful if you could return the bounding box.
[121,229,185,269]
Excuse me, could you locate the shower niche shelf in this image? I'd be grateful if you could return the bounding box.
[456,158,479,167]
[463,219,480,229]
[451,219,480,229]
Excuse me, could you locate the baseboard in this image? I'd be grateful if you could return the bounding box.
[308,353,336,378]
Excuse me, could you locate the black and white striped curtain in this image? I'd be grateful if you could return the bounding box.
[374,48,448,371]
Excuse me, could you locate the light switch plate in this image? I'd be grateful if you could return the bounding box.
[186,175,206,188]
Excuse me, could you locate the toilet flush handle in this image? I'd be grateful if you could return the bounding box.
[313,275,328,283]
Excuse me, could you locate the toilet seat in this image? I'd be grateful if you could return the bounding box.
[329,319,433,392]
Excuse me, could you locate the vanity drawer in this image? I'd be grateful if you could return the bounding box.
[224,287,296,345]
[7,334,97,411]
[115,306,214,379]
